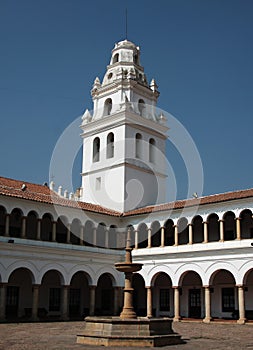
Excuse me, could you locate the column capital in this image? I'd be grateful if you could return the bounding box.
[235,217,241,221]
[236,284,244,288]
[218,219,224,222]
[32,284,41,288]
[0,282,8,287]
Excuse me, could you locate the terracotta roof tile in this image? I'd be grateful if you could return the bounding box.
[0,176,120,216]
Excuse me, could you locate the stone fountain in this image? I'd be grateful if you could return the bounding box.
[77,230,182,347]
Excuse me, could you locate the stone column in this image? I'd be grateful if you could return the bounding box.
[237,285,246,324]
[21,216,26,238]
[203,286,212,323]
[174,225,178,246]
[146,286,153,318]
[89,286,96,316]
[147,228,152,248]
[4,214,10,237]
[31,284,40,321]
[62,285,69,321]
[93,227,97,246]
[66,223,71,244]
[105,229,109,249]
[134,230,138,249]
[0,283,7,321]
[160,226,165,247]
[52,221,57,242]
[173,287,180,321]
[236,218,241,240]
[219,219,224,242]
[203,221,208,243]
[36,219,41,240]
[188,224,193,244]
[80,225,84,246]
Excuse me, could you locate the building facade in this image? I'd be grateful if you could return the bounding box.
[0,40,253,324]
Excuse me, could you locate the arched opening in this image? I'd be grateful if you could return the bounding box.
[9,208,23,238]
[40,270,63,319]
[135,133,142,159]
[243,269,253,320]
[132,273,146,316]
[223,211,236,241]
[96,222,106,248]
[149,138,156,163]
[41,213,53,241]
[180,271,203,319]
[207,213,219,242]
[26,211,38,240]
[70,218,81,245]
[210,269,236,319]
[152,273,173,317]
[192,215,204,243]
[138,223,148,249]
[127,225,135,248]
[112,53,119,64]
[0,205,6,235]
[96,273,114,316]
[83,220,94,246]
[6,268,34,320]
[104,98,112,116]
[108,225,117,249]
[151,221,161,247]
[164,219,175,246]
[56,216,68,244]
[93,137,100,163]
[178,217,189,245]
[138,99,145,116]
[106,132,114,159]
[240,209,253,239]
[69,271,90,319]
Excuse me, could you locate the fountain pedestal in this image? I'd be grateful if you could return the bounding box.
[77,231,183,347]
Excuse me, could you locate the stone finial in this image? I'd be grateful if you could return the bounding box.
[150,78,158,92]
[69,192,74,200]
[93,77,101,88]
[49,181,55,191]
[58,186,62,196]
[64,190,68,198]
[82,109,92,124]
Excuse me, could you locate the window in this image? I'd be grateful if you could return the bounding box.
[104,98,112,116]
[112,53,119,64]
[138,99,145,116]
[49,288,61,312]
[160,289,170,311]
[222,288,235,312]
[93,137,100,162]
[135,133,142,159]
[149,138,156,163]
[96,177,101,191]
[106,132,114,158]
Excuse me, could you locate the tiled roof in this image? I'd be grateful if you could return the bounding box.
[0,176,120,216]
[123,188,253,216]
[0,176,253,217]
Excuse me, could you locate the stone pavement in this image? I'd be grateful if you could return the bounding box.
[0,321,253,349]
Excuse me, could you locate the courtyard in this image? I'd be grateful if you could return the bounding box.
[0,321,253,350]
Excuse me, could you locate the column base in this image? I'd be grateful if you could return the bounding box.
[203,317,212,323]
[237,318,246,324]
[173,317,181,322]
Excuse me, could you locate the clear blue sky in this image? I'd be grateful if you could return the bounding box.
[0,0,253,200]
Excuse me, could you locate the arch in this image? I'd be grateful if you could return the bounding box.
[104,98,112,116]
[206,262,239,286]
[96,222,106,248]
[164,219,175,246]
[40,269,64,316]
[41,213,53,241]
[68,266,94,286]
[240,209,253,239]
[137,222,148,249]
[180,271,203,319]
[175,264,204,287]
[151,221,161,247]
[6,263,37,284]
[83,220,94,246]
[112,53,119,64]
[26,211,38,240]
[106,132,114,159]
[138,99,145,116]
[152,272,173,317]
[93,137,100,162]
[132,273,146,316]
[207,213,219,242]
[148,265,174,287]
[95,273,115,316]
[177,217,188,245]
[9,208,23,238]
[135,133,142,159]
[149,138,156,163]
[70,218,81,245]
[223,211,236,241]
[108,225,117,249]
[0,205,6,235]
[38,264,67,285]
[69,271,90,319]
[192,215,204,243]
[56,216,68,244]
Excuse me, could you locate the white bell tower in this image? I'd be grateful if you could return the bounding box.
[80,39,168,212]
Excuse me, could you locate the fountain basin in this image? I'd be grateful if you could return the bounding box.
[114,262,143,273]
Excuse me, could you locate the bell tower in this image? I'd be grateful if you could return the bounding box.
[80,39,168,212]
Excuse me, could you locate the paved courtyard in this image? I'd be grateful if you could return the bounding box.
[0,321,253,349]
